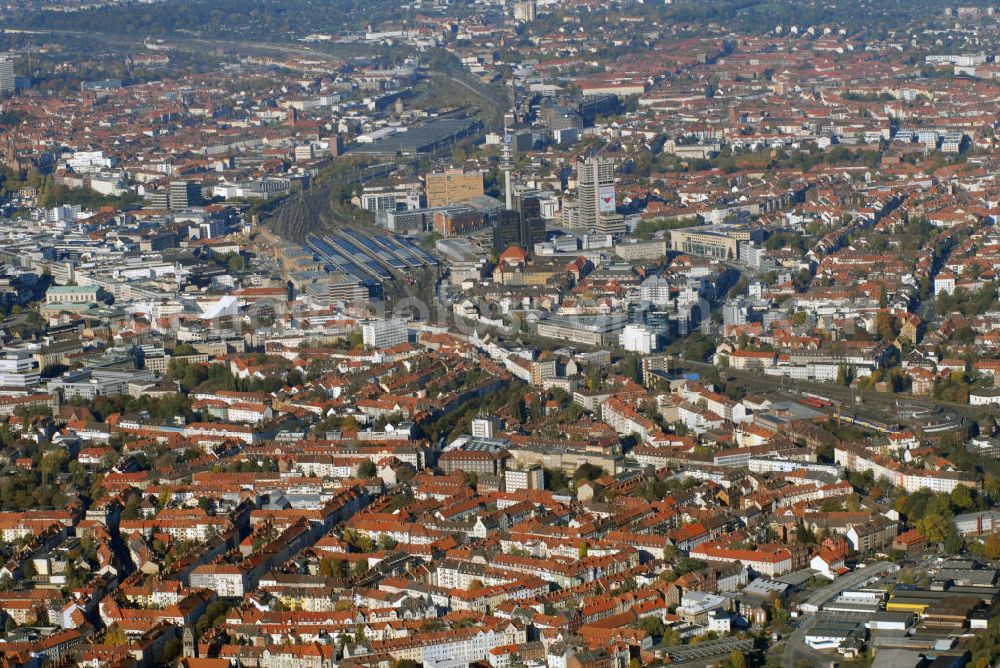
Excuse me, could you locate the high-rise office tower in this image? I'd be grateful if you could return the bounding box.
[169,180,202,211]
[0,57,15,97]
[515,191,546,249]
[513,0,537,22]
[493,209,522,252]
[493,191,546,252]
[570,156,624,236]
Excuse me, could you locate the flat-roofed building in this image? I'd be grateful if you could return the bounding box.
[45,285,101,304]
[536,315,627,347]
[425,169,484,207]
[668,225,763,261]
[362,318,407,349]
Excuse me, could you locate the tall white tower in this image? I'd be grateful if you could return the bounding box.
[501,130,514,210]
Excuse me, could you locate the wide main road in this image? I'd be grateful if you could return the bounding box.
[668,356,990,423]
[5,28,341,60]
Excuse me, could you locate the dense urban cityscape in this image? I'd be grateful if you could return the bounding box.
[0,0,1000,667]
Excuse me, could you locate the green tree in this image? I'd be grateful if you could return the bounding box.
[943,526,962,556]
[918,512,951,545]
[159,637,182,666]
[227,254,246,272]
[319,557,347,581]
[771,599,790,627]
[104,624,128,646]
[985,475,1000,503]
[195,600,232,635]
[572,463,604,483]
[726,650,748,668]
[637,615,664,638]
[121,495,141,520]
[342,528,374,553]
[984,534,1000,561]
[951,485,975,513]
[619,355,641,383]
[390,661,421,668]
[875,312,898,342]
[544,468,569,492]
[662,628,682,646]
[585,365,603,391]
[508,391,526,423]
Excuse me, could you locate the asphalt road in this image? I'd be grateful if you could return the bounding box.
[781,613,829,668]
[8,28,340,61]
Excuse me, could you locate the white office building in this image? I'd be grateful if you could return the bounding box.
[471,417,500,439]
[0,348,39,392]
[66,150,116,173]
[361,318,408,349]
[505,466,544,492]
[620,324,657,354]
[639,275,672,305]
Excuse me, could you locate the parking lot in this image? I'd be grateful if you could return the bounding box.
[660,636,754,663]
